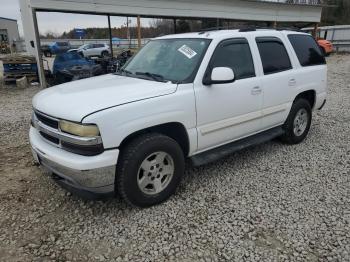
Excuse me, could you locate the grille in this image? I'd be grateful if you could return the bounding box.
[35,112,59,129]
[40,132,59,145]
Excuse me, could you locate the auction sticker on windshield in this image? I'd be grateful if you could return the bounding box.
[178,45,197,59]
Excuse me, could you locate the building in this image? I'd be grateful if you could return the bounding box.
[0,17,20,45]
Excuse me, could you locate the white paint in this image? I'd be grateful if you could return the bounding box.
[30,127,119,170]
[29,29,327,176]
[211,67,235,82]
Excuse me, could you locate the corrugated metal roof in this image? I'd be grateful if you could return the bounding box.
[0,17,17,22]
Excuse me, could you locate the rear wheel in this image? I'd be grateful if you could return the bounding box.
[280,99,312,145]
[101,51,109,58]
[116,133,185,207]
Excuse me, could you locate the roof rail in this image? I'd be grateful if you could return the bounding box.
[198,25,305,34]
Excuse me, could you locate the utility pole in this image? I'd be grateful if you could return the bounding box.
[126,17,131,49]
[137,16,141,49]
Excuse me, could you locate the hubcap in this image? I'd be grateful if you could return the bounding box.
[293,108,308,136]
[137,151,174,195]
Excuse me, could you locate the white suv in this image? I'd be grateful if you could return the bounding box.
[30,29,327,207]
[76,43,110,58]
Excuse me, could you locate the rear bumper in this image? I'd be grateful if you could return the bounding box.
[30,126,119,199]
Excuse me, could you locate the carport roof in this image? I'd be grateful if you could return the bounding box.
[24,0,323,23]
[0,17,17,22]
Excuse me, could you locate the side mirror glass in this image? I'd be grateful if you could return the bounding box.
[203,67,235,85]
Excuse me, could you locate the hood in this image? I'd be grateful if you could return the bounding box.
[33,74,178,122]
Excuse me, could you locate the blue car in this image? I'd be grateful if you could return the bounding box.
[42,42,71,57]
[52,52,103,85]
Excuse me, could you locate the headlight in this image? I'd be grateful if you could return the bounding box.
[59,120,100,137]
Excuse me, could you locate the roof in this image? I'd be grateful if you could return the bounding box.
[0,17,17,22]
[157,29,308,40]
[23,0,323,23]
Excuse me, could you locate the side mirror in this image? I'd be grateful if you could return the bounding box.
[203,67,235,85]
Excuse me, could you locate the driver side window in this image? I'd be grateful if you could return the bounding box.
[210,38,256,80]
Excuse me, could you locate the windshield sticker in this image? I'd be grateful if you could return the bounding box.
[178,45,197,59]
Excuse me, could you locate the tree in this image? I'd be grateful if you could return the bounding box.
[322,0,350,25]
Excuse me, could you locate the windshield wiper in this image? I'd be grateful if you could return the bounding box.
[135,72,166,82]
[115,68,133,76]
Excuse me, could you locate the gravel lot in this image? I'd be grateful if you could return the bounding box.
[0,54,350,262]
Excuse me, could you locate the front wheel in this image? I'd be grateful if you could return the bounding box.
[44,51,52,57]
[116,133,185,207]
[280,99,312,144]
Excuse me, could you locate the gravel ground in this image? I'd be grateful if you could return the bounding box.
[0,54,350,262]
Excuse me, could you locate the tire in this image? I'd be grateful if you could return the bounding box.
[101,51,109,58]
[44,51,52,57]
[116,133,185,207]
[280,99,312,145]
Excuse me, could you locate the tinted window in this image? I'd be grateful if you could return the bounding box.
[256,37,292,75]
[288,34,326,66]
[210,39,255,80]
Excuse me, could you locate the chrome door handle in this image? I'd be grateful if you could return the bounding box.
[289,79,297,86]
[251,86,262,95]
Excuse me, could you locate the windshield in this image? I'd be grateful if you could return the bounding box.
[79,44,89,50]
[122,38,211,83]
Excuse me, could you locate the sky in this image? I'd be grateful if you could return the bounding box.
[0,0,152,37]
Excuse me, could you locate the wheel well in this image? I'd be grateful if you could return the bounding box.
[294,90,316,109]
[119,123,190,156]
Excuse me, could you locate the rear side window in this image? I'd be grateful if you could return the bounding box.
[210,38,256,80]
[288,34,326,66]
[256,37,292,75]
[57,42,68,47]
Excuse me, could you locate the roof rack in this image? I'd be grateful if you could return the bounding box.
[198,25,304,34]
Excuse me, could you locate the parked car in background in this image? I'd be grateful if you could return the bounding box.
[52,52,102,84]
[74,43,111,58]
[30,29,327,207]
[317,39,333,56]
[42,41,72,57]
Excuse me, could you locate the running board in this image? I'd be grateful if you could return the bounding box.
[190,126,284,167]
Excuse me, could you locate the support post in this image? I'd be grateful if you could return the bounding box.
[137,16,141,49]
[313,23,319,38]
[173,18,177,34]
[32,10,47,88]
[107,15,114,58]
[273,21,277,28]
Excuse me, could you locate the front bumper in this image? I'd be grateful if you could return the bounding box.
[30,127,119,199]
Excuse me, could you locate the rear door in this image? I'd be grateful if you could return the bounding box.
[254,35,295,130]
[286,34,327,108]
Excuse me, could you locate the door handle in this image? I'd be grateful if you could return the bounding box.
[289,79,297,86]
[251,86,262,95]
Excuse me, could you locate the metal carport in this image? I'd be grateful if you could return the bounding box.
[19,0,324,87]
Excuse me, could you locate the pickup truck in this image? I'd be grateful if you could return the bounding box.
[30,29,327,207]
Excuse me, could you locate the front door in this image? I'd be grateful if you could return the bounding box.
[194,38,263,151]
